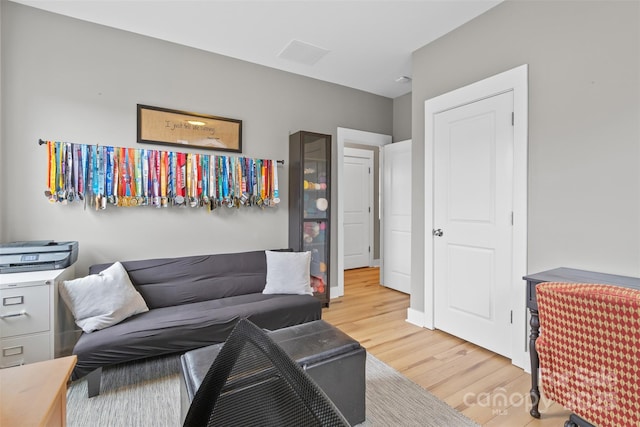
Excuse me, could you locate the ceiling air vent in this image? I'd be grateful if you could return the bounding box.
[277,39,330,66]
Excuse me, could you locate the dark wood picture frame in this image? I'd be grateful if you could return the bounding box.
[137,104,242,153]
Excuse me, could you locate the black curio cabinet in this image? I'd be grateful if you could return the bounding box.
[289,131,331,307]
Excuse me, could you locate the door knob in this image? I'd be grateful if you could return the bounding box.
[433,229,444,237]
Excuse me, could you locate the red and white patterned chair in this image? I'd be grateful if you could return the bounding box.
[536,282,640,427]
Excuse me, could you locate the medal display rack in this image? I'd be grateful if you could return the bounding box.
[39,139,283,211]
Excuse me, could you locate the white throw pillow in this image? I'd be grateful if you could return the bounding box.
[263,250,313,296]
[59,262,149,333]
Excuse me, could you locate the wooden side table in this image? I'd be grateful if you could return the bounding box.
[1,355,77,427]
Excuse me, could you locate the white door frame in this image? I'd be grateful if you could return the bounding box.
[336,128,392,297]
[424,64,528,369]
[344,147,374,269]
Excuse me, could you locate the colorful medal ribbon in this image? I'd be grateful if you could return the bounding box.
[42,140,283,211]
[160,151,168,207]
[176,152,186,205]
[77,144,85,202]
[201,154,209,207]
[112,147,119,205]
[168,151,175,203]
[134,148,142,205]
[46,141,56,202]
[128,148,138,206]
[141,149,149,204]
[65,143,74,202]
[91,145,99,206]
[273,160,280,204]
[153,151,160,206]
[105,146,113,203]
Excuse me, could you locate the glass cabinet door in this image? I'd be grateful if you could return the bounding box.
[289,131,331,306]
[302,135,329,220]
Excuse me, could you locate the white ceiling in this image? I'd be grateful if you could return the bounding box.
[11,0,502,98]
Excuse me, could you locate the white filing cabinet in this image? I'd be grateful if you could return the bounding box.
[0,267,78,368]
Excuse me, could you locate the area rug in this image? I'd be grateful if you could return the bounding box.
[66,353,479,426]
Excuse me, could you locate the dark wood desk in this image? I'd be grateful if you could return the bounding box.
[523,267,640,418]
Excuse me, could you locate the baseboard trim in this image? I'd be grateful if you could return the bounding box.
[406,308,425,328]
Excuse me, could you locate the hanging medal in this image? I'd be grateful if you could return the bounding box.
[77,144,87,204]
[140,149,148,205]
[153,150,161,207]
[266,160,273,207]
[261,160,267,208]
[217,156,224,208]
[185,153,191,205]
[57,142,66,203]
[235,157,241,207]
[195,153,202,207]
[71,144,79,203]
[56,142,65,204]
[273,159,280,204]
[187,153,193,206]
[90,144,97,208]
[132,148,142,206]
[234,157,241,208]
[86,144,93,206]
[208,155,216,210]
[65,143,74,203]
[202,154,209,208]
[121,147,128,206]
[239,158,247,205]
[45,141,56,202]
[105,146,114,204]
[126,148,137,206]
[255,159,262,207]
[160,151,168,207]
[146,149,153,206]
[89,145,98,208]
[112,147,119,206]
[228,156,234,207]
[221,156,228,206]
[100,146,108,209]
[128,149,135,206]
[167,151,175,205]
[175,152,185,206]
[250,158,256,206]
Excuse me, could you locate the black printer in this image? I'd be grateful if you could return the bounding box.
[0,240,78,274]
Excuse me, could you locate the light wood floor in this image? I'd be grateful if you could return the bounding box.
[322,267,572,427]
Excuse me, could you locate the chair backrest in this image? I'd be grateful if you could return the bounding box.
[536,282,640,427]
[183,318,350,427]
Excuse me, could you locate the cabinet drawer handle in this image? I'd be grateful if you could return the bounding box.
[3,296,24,306]
[2,345,24,357]
[0,310,27,319]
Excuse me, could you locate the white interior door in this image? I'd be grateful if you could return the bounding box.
[382,140,411,294]
[343,148,373,269]
[433,91,514,358]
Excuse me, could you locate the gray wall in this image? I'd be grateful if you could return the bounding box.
[410,0,640,310]
[1,1,393,290]
[392,92,411,142]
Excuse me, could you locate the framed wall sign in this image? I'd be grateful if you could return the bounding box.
[137,104,242,152]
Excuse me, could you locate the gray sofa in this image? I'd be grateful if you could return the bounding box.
[72,249,322,397]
